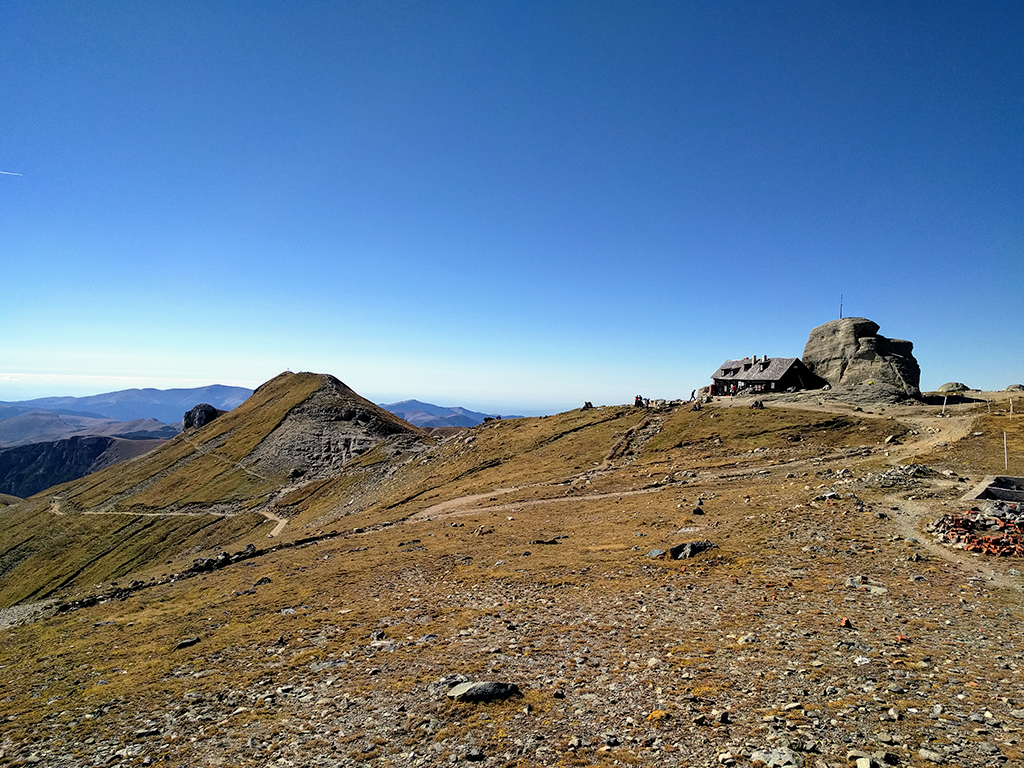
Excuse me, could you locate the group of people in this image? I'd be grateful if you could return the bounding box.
[633,390,702,409]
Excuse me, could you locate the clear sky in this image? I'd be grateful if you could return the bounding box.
[2,1,1021,414]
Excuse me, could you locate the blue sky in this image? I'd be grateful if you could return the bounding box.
[2,1,1021,414]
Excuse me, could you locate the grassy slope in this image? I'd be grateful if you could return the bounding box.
[0,393,988,610]
[278,406,646,531]
[0,373,328,606]
[4,398,1017,765]
[919,409,1024,476]
[6,398,1024,767]
[56,372,324,511]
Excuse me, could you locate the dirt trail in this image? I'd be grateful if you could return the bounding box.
[179,431,273,483]
[407,413,671,522]
[406,484,666,522]
[888,495,1017,590]
[45,431,289,537]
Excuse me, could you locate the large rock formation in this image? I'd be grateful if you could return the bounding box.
[183,403,224,430]
[802,318,921,397]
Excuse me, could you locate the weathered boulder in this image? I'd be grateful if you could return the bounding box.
[802,318,921,397]
[938,382,969,392]
[1007,384,1024,392]
[669,539,717,560]
[183,403,224,430]
[446,681,520,702]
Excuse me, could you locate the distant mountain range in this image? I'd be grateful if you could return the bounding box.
[0,388,499,431]
[378,399,498,428]
[0,385,254,426]
[0,411,177,449]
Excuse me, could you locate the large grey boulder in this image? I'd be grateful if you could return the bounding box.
[446,681,520,702]
[938,382,969,392]
[183,403,224,430]
[802,318,921,397]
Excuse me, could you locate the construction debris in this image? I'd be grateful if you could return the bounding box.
[930,501,1024,557]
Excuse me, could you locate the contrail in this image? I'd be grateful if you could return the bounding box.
[0,170,22,176]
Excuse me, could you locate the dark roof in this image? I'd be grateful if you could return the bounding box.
[712,357,800,383]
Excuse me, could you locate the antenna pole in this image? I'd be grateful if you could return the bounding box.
[840,294,843,319]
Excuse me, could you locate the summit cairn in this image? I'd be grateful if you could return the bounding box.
[802,317,921,397]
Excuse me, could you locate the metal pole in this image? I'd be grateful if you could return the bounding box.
[1006,431,1009,471]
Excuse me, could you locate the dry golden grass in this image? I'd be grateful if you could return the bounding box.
[2,390,1024,767]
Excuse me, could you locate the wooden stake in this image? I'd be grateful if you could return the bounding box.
[1006,431,1009,471]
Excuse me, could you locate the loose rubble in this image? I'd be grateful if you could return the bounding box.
[930,500,1024,556]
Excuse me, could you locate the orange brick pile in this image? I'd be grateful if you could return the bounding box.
[933,506,1024,556]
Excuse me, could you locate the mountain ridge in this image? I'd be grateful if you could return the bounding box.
[379,399,495,428]
[0,371,427,605]
[0,411,177,449]
[0,384,254,425]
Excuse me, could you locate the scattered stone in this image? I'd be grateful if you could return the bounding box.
[175,636,200,650]
[918,747,945,763]
[750,745,804,767]
[429,673,469,695]
[844,575,888,595]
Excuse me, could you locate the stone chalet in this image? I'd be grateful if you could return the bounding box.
[711,356,818,396]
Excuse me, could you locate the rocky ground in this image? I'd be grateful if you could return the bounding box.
[1,391,1022,768]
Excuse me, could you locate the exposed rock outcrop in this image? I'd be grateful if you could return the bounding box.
[802,318,921,397]
[183,403,224,430]
[938,382,970,392]
[243,373,425,480]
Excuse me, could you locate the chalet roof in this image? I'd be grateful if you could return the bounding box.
[712,357,800,383]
